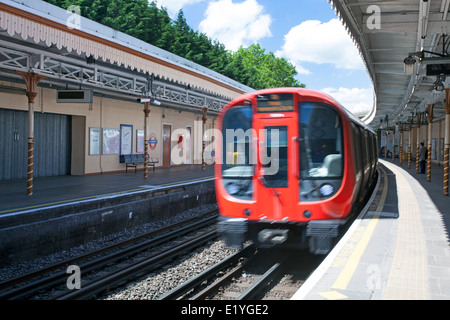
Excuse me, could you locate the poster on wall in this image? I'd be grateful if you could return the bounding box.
[103,128,120,155]
[120,124,133,155]
[89,127,100,155]
[137,130,144,153]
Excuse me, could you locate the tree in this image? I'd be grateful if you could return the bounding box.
[229,44,305,89]
[43,0,306,89]
[169,10,192,57]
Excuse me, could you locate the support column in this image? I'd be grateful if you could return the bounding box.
[408,123,412,169]
[392,127,395,162]
[201,107,208,170]
[416,113,421,174]
[384,129,388,159]
[399,124,403,165]
[444,88,450,196]
[143,101,151,179]
[15,71,46,195]
[427,104,434,182]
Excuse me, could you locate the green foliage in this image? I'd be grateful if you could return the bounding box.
[44,0,305,89]
[227,44,305,89]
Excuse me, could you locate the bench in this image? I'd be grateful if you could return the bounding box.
[122,154,159,173]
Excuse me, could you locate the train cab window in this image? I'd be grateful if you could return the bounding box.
[221,105,254,200]
[298,102,343,201]
[262,126,288,188]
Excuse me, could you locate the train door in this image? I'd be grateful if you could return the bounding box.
[253,95,298,221]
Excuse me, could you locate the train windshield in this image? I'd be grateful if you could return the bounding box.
[221,105,254,200]
[299,102,343,200]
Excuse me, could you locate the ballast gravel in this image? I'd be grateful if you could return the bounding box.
[104,240,238,300]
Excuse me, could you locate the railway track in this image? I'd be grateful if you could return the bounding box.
[55,228,217,300]
[0,210,218,300]
[159,246,323,300]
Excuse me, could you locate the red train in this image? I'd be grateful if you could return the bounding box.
[215,88,377,254]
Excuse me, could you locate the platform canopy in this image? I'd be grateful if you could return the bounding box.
[331,0,450,127]
[0,0,253,114]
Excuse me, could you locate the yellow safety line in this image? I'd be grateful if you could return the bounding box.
[0,176,214,215]
[331,166,388,291]
[331,215,379,290]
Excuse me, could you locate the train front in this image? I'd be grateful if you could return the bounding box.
[215,89,354,254]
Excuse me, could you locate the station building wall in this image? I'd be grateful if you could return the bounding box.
[0,80,216,179]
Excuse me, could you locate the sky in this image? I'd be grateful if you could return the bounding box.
[153,0,374,116]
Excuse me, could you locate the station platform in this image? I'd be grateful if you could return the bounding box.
[292,159,450,300]
[0,164,216,265]
[0,165,214,215]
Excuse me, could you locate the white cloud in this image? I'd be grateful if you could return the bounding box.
[155,0,206,18]
[276,19,364,74]
[321,87,373,116]
[198,0,272,51]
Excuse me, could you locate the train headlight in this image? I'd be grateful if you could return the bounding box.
[319,184,334,197]
[225,182,240,195]
[303,210,312,218]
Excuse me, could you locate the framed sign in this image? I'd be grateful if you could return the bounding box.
[89,127,100,155]
[120,124,133,155]
[103,128,120,155]
[137,129,144,153]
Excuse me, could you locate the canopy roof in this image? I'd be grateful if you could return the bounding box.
[331,0,450,127]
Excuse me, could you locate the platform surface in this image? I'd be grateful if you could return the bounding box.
[0,165,214,215]
[292,159,450,300]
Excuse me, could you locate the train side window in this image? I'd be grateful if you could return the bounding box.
[372,134,378,163]
[352,124,362,174]
[362,130,370,171]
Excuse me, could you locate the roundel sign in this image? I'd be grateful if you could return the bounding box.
[149,133,158,150]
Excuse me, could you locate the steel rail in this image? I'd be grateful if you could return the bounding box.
[236,261,284,300]
[0,212,218,299]
[54,228,217,300]
[158,244,255,300]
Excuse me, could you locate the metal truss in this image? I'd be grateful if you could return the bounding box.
[0,40,229,112]
[154,83,227,112]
